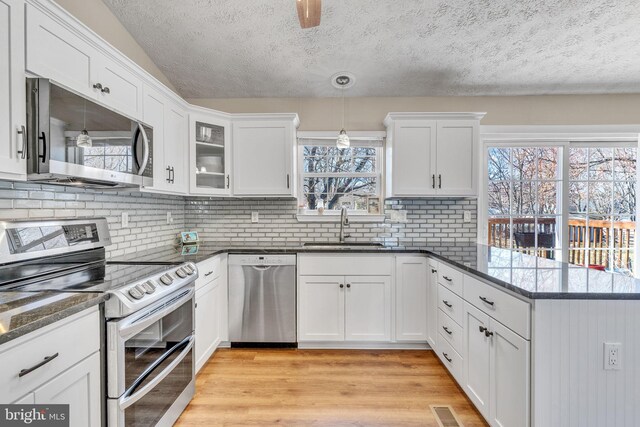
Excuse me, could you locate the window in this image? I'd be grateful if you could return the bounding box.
[298,136,383,215]
[485,138,638,277]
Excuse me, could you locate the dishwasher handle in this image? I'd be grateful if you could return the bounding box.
[250,265,273,271]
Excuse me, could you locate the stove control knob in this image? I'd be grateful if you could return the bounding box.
[184,265,195,275]
[128,287,144,300]
[175,268,187,279]
[159,274,173,286]
[141,281,156,294]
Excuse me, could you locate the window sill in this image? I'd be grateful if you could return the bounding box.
[296,214,386,223]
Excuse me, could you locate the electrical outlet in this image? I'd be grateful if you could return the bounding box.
[121,212,129,228]
[464,211,472,223]
[251,212,259,223]
[166,212,173,225]
[604,342,622,370]
[389,209,408,223]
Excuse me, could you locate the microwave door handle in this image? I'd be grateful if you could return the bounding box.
[38,131,47,163]
[116,287,194,339]
[119,335,194,410]
[136,122,150,176]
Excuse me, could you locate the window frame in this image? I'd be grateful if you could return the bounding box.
[479,125,640,278]
[296,131,386,221]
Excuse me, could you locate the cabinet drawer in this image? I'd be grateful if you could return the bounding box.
[0,307,100,403]
[438,309,463,355]
[438,262,463,296]
[195,255,221,289]
[464,275,531,339]
[298,254,393,276]
[437,332,463,383]
[438,284,464,327]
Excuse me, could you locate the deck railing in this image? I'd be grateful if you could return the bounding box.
[488,217,635,272]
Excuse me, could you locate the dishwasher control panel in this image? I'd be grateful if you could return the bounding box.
[228,254,296,266]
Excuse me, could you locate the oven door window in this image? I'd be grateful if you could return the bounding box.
[123,299,193,391]
[124,344,193,426]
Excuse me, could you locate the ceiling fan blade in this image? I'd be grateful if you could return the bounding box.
[296,0,321,29]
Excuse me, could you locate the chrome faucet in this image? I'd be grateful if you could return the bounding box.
[339,206,351,243]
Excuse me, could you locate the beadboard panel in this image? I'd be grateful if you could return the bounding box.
[533,299,640,427]
[184,197,477,248]
[0,180,185,258]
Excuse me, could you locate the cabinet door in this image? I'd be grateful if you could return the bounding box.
[96,57,142,120]
[34,352,101,427]
[489,319,530,427]
[395,256,427,341]
[298,276,345,341]
[232,120,294,196]
[164,102,188,194]
[195,279,218,373]
[25,4,99,100]
[142,85,169,192]
[390,120,436,196]
[190,113,231,196]
[1,0,26,180]
[426,260,439,348]
[463,302,491,418]
[345,275,391,341]
[436,120,477,196]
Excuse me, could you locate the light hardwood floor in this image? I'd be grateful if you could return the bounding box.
[176,349,488,426]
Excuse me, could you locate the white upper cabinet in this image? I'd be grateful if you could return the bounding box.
[189,110,232,196]
[25,3,142,120]
[0,0,26,180]
[232,114,299,197]
[384,113,484,198]
[142,85,188,194]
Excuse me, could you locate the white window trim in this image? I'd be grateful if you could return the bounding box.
[296,131,386,222]
[478,124,640,277]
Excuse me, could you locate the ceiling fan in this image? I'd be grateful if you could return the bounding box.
[296,0,321,29]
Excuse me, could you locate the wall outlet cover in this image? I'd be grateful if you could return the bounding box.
[251,212,259,223]
[389,209,408,223]
[121,212,129,228]
[464,211,472,223]
[604,342,622,370]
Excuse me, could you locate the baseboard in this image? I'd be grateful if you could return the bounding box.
[297,341,431,350]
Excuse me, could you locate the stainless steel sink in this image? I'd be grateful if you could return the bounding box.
[303,242,385,250]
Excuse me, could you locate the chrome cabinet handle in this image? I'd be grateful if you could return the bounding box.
[442,276,452,282]
[19,353,59,377]
[166,166,171,183]
[442,352,452,363]
[442,300,452,308]
[479,296,495,306]
[442,326,452,335]
[226,175,230,188]
[17,125,27,159]
[170,167,175,184]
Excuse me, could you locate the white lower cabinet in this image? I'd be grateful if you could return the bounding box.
[463,301,530,427]
[33,352,102,427]
[426,259,439,348]
[298,275,391,342]
[395,256,428,342]
[0,307,101,426]
[195,255,228,373]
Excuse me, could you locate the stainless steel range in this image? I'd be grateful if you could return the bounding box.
[0,218,198,427]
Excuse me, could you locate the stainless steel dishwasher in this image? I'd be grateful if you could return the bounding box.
[228,255,297,346]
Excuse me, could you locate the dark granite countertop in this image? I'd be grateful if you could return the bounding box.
[0,292,107,345]
[114,242,640,300]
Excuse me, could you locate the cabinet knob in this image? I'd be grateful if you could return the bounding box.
[346,283,351,288]
[102,86,110,94]
[93,83,103,90]
[431,268,437,274]
[339,284,344,288]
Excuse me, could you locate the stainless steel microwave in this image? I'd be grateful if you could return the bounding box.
[26,78,153,188]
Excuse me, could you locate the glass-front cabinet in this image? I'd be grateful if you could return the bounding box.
[189,111,231,195]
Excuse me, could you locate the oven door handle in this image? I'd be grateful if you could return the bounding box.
[117,287,194,339]
[119,334,193,410]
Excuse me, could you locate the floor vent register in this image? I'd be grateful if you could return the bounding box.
[430,405,464,427]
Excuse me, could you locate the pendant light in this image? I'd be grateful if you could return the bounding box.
[76,99,92,148]
[332,73,355,148]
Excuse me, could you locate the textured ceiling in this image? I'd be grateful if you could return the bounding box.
[103,0,640,98]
